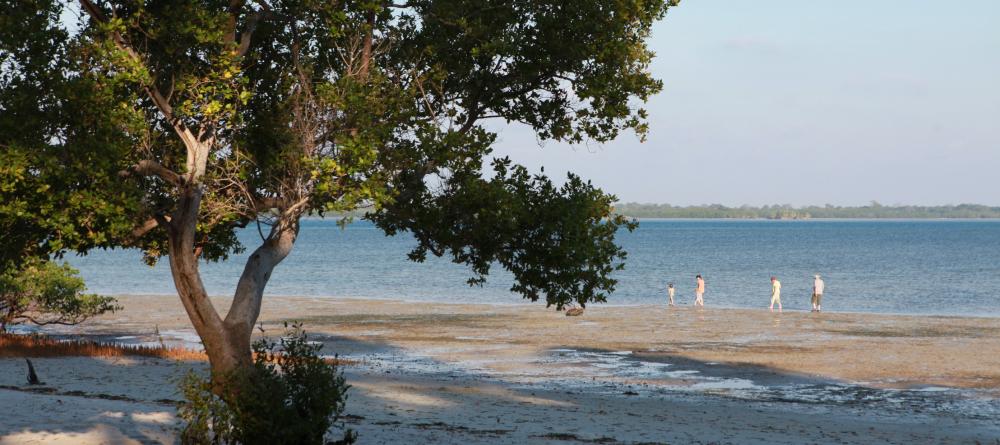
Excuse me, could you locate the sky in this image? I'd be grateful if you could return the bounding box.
[490,1,1000,206]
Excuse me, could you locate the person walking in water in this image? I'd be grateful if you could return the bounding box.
[812,274,825,312]
[667,283,675,306]
[769,276,782,312]
[694,275,705,306]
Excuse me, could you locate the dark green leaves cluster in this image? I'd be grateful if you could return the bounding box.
[0,260,120,331]
[179,323,355,445]
[1,0,144,269]
[404,0,671,143]
[372,158,637,309]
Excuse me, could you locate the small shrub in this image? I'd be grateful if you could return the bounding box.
[0,260,119,331]
[179,323,356,445]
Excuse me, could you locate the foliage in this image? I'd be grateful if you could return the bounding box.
[0,1,144,271]
[0,260,120,331]
[373,158,638,308]
[614,202,1000,219]
[0,0,674,307]
[178,323,355,445]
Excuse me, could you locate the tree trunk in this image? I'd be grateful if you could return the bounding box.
[166,186,240,383]
[165,186,300,389]
[225,219,299,339]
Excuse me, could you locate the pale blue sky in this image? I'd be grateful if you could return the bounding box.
[491,1,1000,206]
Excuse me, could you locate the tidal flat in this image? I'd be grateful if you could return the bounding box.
[2,295,999,444]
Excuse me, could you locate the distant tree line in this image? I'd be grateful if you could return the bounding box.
[613,202,1000,219]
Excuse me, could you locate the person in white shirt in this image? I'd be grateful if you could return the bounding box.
[812,274,825,312]
[667,282,675,306]
[769,276,782,312]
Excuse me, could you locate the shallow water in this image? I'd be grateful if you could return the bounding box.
[311,341,1000,422]
[70,219,1000,316]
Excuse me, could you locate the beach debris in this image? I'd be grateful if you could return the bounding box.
[154,324,166,349]
[25,358,40,385]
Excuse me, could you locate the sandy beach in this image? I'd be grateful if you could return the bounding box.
[2,295,999,444]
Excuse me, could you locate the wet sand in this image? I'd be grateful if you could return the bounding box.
[2,295,999,444]
[85,295,1000,390]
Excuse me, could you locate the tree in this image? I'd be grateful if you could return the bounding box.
[1,0,676,386]
[0,260,120,332]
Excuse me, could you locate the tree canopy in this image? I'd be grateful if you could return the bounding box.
[1,0,676,378]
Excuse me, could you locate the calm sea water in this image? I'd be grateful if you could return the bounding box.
[69,219,1000,317]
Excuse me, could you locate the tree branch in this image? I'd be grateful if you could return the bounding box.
[225,0,247,42]
[238,11,264,56]
[120,160,182,186]
[224,0,263,57]
[254,196,286,211]
[284,197,311,218]
[153,213,175,236]
[360,9,375,79]
[22,315,87,326]
[224,217,298,338]
[458,81,487,134]
[130,216,163,240]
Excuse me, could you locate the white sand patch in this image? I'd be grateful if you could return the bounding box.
[0,389,177,445]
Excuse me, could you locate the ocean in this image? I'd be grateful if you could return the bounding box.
[68,219,1000,317]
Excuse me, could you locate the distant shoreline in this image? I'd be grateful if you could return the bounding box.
[629,217,1000,221]
[612,203,1000,219]
[305,215,1000,221]
[311,203,1000,220]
